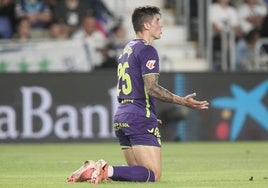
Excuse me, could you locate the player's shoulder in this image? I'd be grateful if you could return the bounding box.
[140,43,157,55]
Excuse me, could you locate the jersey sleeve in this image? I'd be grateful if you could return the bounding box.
[138,45,160,75]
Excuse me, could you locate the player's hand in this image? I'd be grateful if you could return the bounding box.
[183,93,209,109]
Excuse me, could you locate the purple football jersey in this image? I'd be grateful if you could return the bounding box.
[116,39,159,119]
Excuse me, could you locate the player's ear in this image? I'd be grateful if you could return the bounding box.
[144,22,151,30]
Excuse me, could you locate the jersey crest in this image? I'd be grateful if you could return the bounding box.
[146,60,156,70]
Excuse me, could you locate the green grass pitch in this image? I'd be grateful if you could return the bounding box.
[1,141,268,188]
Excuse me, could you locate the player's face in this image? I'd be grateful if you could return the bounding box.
[149,14,163,40]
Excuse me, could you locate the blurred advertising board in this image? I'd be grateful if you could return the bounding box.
[0,39,92,72]
[0,71,267,143]
[162,73,268,141]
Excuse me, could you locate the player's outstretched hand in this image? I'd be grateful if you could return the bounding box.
[183,93,209,109]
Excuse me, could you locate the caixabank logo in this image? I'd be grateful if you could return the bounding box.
[0,86,118,141]
[174,74,268,141]
[211,80,268,141]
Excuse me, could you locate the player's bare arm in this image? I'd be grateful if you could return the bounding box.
[143,74,209,109]
[143,73,173,102]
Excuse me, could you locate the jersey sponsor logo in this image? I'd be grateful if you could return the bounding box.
[146,60,156,70]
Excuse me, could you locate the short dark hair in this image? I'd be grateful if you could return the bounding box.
[131,6,161,33]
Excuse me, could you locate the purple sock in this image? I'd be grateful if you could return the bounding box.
[111,165,155,182]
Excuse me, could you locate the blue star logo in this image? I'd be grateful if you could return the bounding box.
[211,80,268,140]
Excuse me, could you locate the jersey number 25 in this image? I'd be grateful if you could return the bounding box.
[117,62,132,96]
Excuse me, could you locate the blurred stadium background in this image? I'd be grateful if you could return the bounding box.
[0,0,267,143]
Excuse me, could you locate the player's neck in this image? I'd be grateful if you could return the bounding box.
[135,33,153,45]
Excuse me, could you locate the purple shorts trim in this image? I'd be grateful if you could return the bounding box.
[113,113,161,148]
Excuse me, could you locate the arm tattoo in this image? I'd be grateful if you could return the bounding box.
[143,74,174,103]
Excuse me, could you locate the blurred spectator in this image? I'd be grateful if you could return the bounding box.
[164,0,176,9]
[100,22,127,68]
[52,0,88,36]
[108,22,127,55]
[261,0,268,36]
[86,0,115,37]
[260,7,268,54]
[0,0,16,39]
[15,0,52,38]
[236,28,261,71]
[237,0,267,37]
[15,0,52,27]
[49,21,69,39]
[264,0,268,6]
[189,0,198,41]
[261,14,268,37]
[209,0,241,71]
[44,0,56,9]
[231,0,245,7]
[13,16,31,41]
[72,14,106,68]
